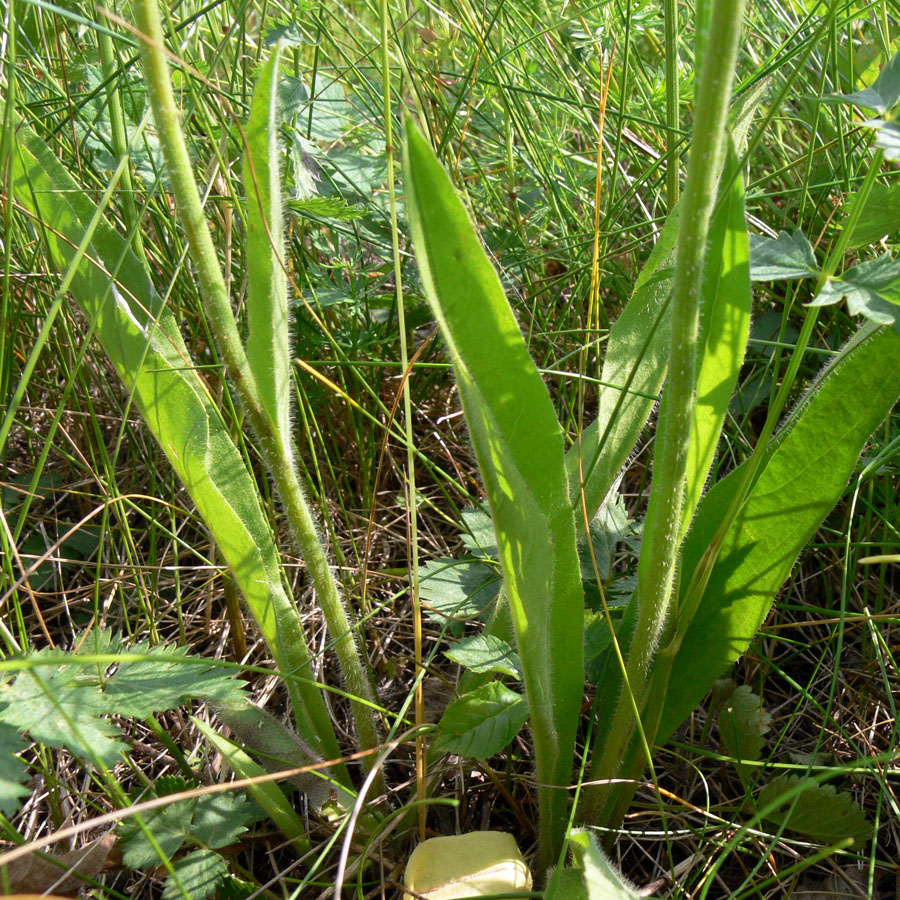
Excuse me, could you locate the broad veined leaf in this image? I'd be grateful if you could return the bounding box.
[866,118,900,160]
[749,230,819,281]
[825,46,900,114]
[445,634,523,679]
[758,775,872,845]
[10,123,342,772]
[419,558,500,636]
[244,43,292,447]
[845,182,900,249]
[810,254,900,327]
[431,683,530,759]
[660,323,900,741]
[403,117,584,863]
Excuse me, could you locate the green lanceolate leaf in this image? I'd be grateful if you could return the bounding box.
[10,123,344,777]
[810,254,900,329]
[403,117,583,868]
[758,775,872,845]
[659,323,900,741]
[682,143,751,532]
[244,43,292,449]
[749,230,819,281]
[546,829,639,900]
[566,208,677,526]
[431,683,529,759]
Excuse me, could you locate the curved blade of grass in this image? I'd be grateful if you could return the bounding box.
[244,43,291,449]
[657,323,900,741]
[403,117,584,870]
[192,717,311,853]
[11,123,345,779]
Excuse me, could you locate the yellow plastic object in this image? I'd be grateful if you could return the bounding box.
[404,831,533,899]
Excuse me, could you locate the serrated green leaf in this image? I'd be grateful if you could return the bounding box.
[749,230,819,281]
[444,635,522,679]
[189,793,253,850]
[432,683,529,758]
[0,660,128,767]
[419,558,500,635]
[845,182,900,249]
[77,631,247,718]
[161,849,228,900]
[828,48,900,113]
[119,797,198,868]
[719,685,771,778]
[758,775,872,844]
[287,195,363,220]
[811,255,900,327]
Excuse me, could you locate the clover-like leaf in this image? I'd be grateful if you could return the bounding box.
[810,255,900,327]
[828,48,900,114]
[749,230,818,281]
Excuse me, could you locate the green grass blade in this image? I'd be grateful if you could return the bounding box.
[192,717,312,853]
[403,117,583,869]
[658,323,900,741]
[11,123,345,779]
[244,43,292,449]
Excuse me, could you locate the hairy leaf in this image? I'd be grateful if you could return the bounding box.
[11,123,340,765]
[661,324,900,740]
[245,44,292,447]
[404,118,584,862]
